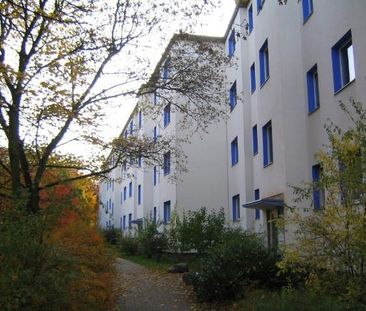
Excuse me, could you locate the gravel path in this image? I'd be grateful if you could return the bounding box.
[115,258,197,311]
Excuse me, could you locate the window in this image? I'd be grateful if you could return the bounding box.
[128,213,132,229]
[163,104,171,127]
[231,137,239,166]
[138,155,142,168]
[163,200,171,224]
[252,125,258,155]
[259,39,269,87]
[250,63,256,94]
[248,5,254,33]
[121,191,123,204]
[138,185,142,205]
[123,215,126,230]
[111,203,114,216]
[129,120,134,135]
[228,29,236,57]
[153,166,157,186]
[154,91,157,105]
[153,207,157,223]
[129,181,132,197]
[163,151,171,175]
[312,164,324,210]
[153,126,157,143]
[262,121,273,167]
[331,30,355,93]
[229,81,237,111]
[163,59,169,80]
[307,64,320,113]
[138,111,142,129]
[302,0,313,22]
[123,186,127,201]
[254,189,260,219]
[124,130,128,139]
[257,0,265,14]
[232,194,240,221]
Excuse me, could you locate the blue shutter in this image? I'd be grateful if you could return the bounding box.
[248,5,253,33]
[153,166,157,185]
[138,185,141,205]
[138,111,142,129]
[153,207,157,223]
[252,125,258,155]
[262,126,268,166]
[153,126,157,143]
[307,67,315,112]
[302,0,313,22]
[250,63,256,93]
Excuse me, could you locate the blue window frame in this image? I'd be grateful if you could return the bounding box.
[129,120,133,135]
[252,125,258,155]
[302,0,313,22]
[248,5,254,33]
[312,164,324,210]
[307,64,320,113]
[163,200,171,224]
[232,194,240,221]
[257,0,265,14]
[250,63,256,93]
[331,30,355,93]
[231,137,239,166]
[123,186,127,201]
[259,39,269,86]
[153,207,157,223]
[228,29,236,57]
[138,185,141,205]
[138,111,142,129]
[163,151,171,175]
[229,81,237,111]
[153,166,157,186]
[128,213,132,229]
[262,121,273,167]
[254,189,260,219]
[123,215,126,230]
[163,104,171,127]
[153,126,157,143]
[163,59,169,80]
[129,182,132,197]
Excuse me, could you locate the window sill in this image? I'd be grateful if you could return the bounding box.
[260,76,270,88]
[334,78,355,95]
[308,105,320,115]
[263,161,273,168]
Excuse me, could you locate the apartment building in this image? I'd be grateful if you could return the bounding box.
[100,0,366,247]
[99,34,229,233]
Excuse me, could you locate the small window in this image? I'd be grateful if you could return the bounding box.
[254,189,260,219]
[163,200,171,224]
[163,151,171,175]
[312,164,324,210]
[128,213,132,229]
[163,59,169,80]
[231,137,239,166]
[252,125,258,155]
[229,81,237,111]
[153,126,157,143]
[138,185,142,205]
[302,0,313,22]
[259,39,269,86]
[232,194,240,221]
[123,186,127,201]
[153,166,157,186]
[307,64,320,113]
[123,215,126,230]
[153,207,157,223]
[257,0,265,14]
[138,111,142,129]
[129,120,134,135]
[129,181,132,197]
[331,30,355,93]
[250,63,256,94]
[138,156,142,168]
[248,5,254,33]
[163,104,171,127]
[228,29,236,57]
[262,121,273,167]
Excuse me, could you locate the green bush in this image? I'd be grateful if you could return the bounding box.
[138,218,168,261]
[191,229,280,302]
[102,227,120,245]
[118,234,139,256]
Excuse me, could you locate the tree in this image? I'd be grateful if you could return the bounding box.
[281,100,366,303]
[0,0,224,213]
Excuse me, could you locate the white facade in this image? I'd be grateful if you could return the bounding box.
[99,0,366,246]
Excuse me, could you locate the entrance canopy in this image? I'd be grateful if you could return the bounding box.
[242,193,284,210]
